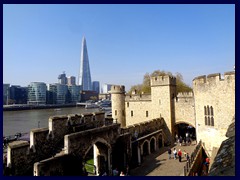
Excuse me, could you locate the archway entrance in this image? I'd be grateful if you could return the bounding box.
[150,138,156,153]
[175,123,196,143]
[84,141,110,176]
[142,141,149,156]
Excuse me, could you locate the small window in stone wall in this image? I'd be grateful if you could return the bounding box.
[204,105,214,126]
[211,117,214,126]
[115,110,117,116]
[127,102,129,107]
[159,99,161,105]
[146,111,148,117]
[207,117,210,126]
[210,106,214,116]
[131,111,133,117]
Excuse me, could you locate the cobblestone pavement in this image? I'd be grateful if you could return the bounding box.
[130,141,197,176]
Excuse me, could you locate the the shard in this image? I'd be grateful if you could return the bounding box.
[78,36,92,90]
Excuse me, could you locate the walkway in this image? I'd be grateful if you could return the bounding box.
[130,141,197,176]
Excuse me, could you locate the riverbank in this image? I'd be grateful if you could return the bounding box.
[3,104,81,111]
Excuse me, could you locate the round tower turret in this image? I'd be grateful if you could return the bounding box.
[110,85,126,127]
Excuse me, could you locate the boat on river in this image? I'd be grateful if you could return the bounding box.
[85,103,99,109]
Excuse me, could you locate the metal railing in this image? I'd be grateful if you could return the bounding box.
[183,140,202,176]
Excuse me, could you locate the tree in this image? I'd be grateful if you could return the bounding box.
[128,70,192,94]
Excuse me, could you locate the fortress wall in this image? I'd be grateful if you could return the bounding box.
[49,116,69,139]
[7,141,32,175]
[30,128,49,153]
[121,118,165,139]
[81,113,94,123]
[7,112,108,175]
[65,124,120,156]
[34,154,82,176]
[93,112,105,121]
[125,101,152,126]
[34,156,66,176]
[67,114,82,125]
[125,94,151,101]
[175,92,195,126]
[193,71,235,156]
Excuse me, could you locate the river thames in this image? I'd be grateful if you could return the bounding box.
[3,107,100,136]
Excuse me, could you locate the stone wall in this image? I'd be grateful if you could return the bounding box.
[120,118,171,144]
[193,71,235,156]
[34,154,83,176]
[6,111,106,175]
[64,123,120,158]
[125,100,152,126]
[175,92,195,127]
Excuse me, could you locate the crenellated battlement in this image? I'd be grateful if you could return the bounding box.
[177,92,194,98]
[150,75,176,87]
[7,111,109,175]
[110,85,125,94]
[193,71,235,85]
[125,94,151,101]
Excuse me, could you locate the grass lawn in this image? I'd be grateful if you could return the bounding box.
[85,158,95,174]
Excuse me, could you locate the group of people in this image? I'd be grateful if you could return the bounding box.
[168,148,190,162]
[100,167,129,176]
[112,167,129,176]
[175,132,192,146]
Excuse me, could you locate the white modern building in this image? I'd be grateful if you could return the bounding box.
[102,83,113,94]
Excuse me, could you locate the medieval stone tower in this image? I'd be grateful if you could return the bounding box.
[150,75,177,135]
[110,85,126,127]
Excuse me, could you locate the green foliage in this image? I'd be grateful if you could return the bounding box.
[128,70,192,94]
[85,158,95,174]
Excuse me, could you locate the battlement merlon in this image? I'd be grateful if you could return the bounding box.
[150,75,176,87]
[193,71,235,84]
[177,92,194,98]
[110,85,125,94]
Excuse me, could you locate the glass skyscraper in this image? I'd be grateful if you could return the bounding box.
[78,36,92,90]
[28,82,47,105]
[92,81,100,94]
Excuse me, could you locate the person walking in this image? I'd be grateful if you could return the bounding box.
[113,168,119,176]
[175,134,178,143]
[205,157,210,173]
[179,136,183,146]
[120,171,125,176]
[178,149,182,162]
[186,153,190,162]
[173,148,177,160]
[168,148,172,159]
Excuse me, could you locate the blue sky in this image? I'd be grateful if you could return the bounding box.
[3,4,235,91]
